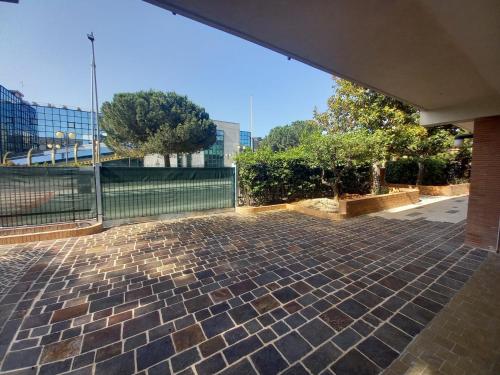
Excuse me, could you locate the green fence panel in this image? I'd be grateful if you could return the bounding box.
[0,167,96,227]
[100,167,235,220]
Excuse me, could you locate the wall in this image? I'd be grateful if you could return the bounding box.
[214,120,240,167]
[466,116,500,251]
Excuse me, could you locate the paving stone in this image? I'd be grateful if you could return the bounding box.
[228,280,258,295]
[251,345,288,375]
[195,353,226,375]
[282,363,310,375]
[51,303,89,323]
[0,205,489,375]
[173,324,205,352]
[374,323,412,353]
[123,310,160,338]
[199,335,226,357]
[89,294,124,313]
[137,335,175,371]
[185,294,213,313]
[39,359,71,375]
[272,286,300,303]
[171,347,200,372]
[40,336,82,364]
[331,349,380,375]
[201,312,234,338]
[305,274,331,288]
[161,302,187,322]
[320,307,354,331]
[95,342,122,362]
[219,359,257,375]
[223,335,262,364]
[390,313,424,337]
[252,294,280,314]
[337,298,369,319]
[275,331,312,363]
[228,303,258,324]
[303,342,342,374]
[357,336,399,368]
[298,318,335,347]
[224,326,248,345]
[95,351,135,375]
[210,288,233,303]
[82,325,121,352]
[332,327,362,351]
[1,347,41,371]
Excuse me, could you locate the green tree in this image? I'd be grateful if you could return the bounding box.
[314,77,419,133]
[101,90,216,166]
[301,129,385,202]
[260,120,320,151]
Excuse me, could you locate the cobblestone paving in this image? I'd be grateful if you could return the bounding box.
[0,241,63,298]
[0,211,489,375]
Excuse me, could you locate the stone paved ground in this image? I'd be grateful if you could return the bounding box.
[0,210,491,375]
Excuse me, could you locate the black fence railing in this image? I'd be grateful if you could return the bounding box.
[100,167,235,221]
[0,167,96,227]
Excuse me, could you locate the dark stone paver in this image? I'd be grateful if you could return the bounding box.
[0,210,490,374]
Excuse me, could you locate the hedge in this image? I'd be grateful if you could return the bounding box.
[385,154,471,186]
[236,149,372,206]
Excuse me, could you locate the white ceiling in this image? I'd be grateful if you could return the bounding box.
[145,0,500,126]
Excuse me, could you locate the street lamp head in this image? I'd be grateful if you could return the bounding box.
[68,132,76,140]
[87,32,95,42]
[55,131,64,139]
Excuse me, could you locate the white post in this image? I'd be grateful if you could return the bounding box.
[94,163,103,223]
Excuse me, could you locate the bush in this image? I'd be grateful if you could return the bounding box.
[385,158,419,184]
[421,157,449,185]
[385,152,471,186]
[236,149,371,206]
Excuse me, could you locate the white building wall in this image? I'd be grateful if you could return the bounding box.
[214,120,240,167]
[143,119,240,168]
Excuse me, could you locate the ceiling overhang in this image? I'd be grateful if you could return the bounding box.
[144,0,500,127]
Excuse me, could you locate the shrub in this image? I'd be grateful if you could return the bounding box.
[385,158,419,184]
[385,152,471,186]
[236,149,371,206]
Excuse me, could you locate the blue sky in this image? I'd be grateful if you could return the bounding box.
[0,0,333,137]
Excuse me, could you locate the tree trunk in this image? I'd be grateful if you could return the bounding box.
[164,155,170,167]
[416,160,424,185]
[332,180,341,204]
[372,163,381,195]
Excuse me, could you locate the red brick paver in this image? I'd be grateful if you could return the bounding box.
[0,211,489,374]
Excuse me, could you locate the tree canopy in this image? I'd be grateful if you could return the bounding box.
[314,77,419,133]
[260,120,320,151]
[101,91,216,164]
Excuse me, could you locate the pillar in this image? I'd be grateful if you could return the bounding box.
[465,116,500,252]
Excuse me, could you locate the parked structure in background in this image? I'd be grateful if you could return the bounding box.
[144,120,251,168]
[0,83,112,165]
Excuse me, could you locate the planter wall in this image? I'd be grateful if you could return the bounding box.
[237,188,419,219]
[385,183,469,196]
[339,189,419,217]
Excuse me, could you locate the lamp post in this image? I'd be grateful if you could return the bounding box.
[87,32,101,164]
[47,143,61,165]
[55,131,76,164]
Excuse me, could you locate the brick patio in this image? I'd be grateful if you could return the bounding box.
[0,209,492,375]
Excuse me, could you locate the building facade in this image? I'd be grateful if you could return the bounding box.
[0,85,38,157]
[0,83,98,163]
[145,120,251,168]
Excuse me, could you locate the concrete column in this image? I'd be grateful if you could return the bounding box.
[465,116,500,252]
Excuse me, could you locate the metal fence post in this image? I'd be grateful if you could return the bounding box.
[94,163,103,223]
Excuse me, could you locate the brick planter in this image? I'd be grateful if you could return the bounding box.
[237,188,419,219]
[339,189,419,217]
[0,221,103,245]
[385,183,469,196]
